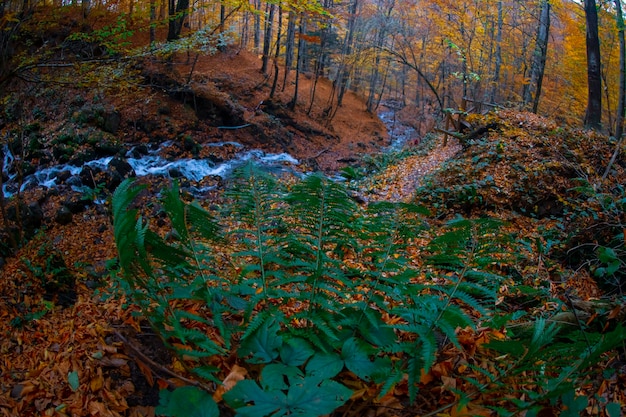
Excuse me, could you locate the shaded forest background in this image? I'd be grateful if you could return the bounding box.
[2,0,626,129]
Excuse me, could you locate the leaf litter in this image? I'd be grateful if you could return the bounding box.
[2,97,626,416]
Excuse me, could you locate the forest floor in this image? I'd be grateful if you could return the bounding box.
[0,46,420,416]
[1,44,626,417]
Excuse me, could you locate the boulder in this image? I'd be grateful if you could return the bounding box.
[54,206,73,225]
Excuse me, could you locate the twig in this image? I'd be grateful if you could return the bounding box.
[434,128,464,140]
[113,329,213,391]
[217,123,251,130]
[313,148,330,159]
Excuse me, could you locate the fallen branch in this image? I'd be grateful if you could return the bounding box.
[434,127,464,140]
[113,329,213,391]
[313,148,330,159]
[217,123,251,130]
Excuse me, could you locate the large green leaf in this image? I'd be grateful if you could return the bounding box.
[238,318,283,364]
[305,352,344,384]
[225,377,352,417]
[285,378,352,416]
[261,363,303,391]
[279,338,315,367]
[223,380,286,417]
[156,386,219,417]
[341,337,376,381]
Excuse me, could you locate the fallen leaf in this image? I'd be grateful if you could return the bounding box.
[213,364,248,402]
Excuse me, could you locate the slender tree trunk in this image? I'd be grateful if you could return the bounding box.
[336,0,359,107]
[128,0,134,25]
[584,0,603,129]
[282,10,297,90]
[615,0,626,140]
[167,0,189,41]
[149,0,156,46]
[219,4,225,33]
[308,1,334,114]
[289,14,306,110]
[270,6,283,99]
[366,30,383,113]
[159,0,166,20]
[490,0,503,104]
[81,0,90,17]
[603,0,626,179]
[523,0,550,113]
[253,0,261,52]
[261,3,275,75]
[241,10,249,49]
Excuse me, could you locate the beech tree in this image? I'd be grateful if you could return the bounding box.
[167,0,189,41]
[523,0,551,113]
[584,0,603,129]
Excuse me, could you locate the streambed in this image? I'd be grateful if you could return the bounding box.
[1,103,415,198]
[2,141,299,198]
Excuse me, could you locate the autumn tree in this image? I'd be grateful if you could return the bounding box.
[603,0,626,179]
[523,0,551,113]
[584,0,603,129]
[167,0,189,41]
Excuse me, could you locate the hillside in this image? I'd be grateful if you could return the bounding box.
[1,46,626,417]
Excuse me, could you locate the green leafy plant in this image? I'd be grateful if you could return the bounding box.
[110,163,626,416]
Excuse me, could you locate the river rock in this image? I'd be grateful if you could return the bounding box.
[55,206,73,225]
[79,165,101,188]
[105,157,135,191]
[127,144,149,158]
[6,202,44,238]
[103,110,121,134]
[63,194,93,214]
[56,170,72,183]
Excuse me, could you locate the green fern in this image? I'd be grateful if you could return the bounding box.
[110,166,626,416]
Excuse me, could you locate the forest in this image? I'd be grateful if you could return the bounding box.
[1,0,626,416]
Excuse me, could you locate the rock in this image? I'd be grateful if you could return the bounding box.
[103,110,121,134]
[105,157,135,191]
[6,202,43,238]
[55,206,73,225]
[27,202,44,227]
[66,175,82,187]
[168,167,183,178]
[80,165,101,188]
[56,170,72,183]
[63,194,92,214]
[127,144,149,158]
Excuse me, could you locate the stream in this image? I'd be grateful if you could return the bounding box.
[1,104,412,198]
[2,141,299,198]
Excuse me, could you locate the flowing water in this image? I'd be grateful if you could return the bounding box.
[1,104,414,198]
[2,142,299,198]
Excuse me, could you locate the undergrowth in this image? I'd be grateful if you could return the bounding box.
[110,163,625,417]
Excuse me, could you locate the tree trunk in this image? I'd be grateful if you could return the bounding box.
[308,0,334,114]
[253,0,261,52]
[167,0,189,41]
[490,0,503,104]
[289,14,306,110]
[240,10,249,49]
[336,0,359,107]
[282,10,297,90]
[261,3,275,75]
[270,5,283,99]
[149,0,156,45]
[523,0,550,113]
[584,0,603,129]
[219,4,225,33]
[603,0,626,180]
